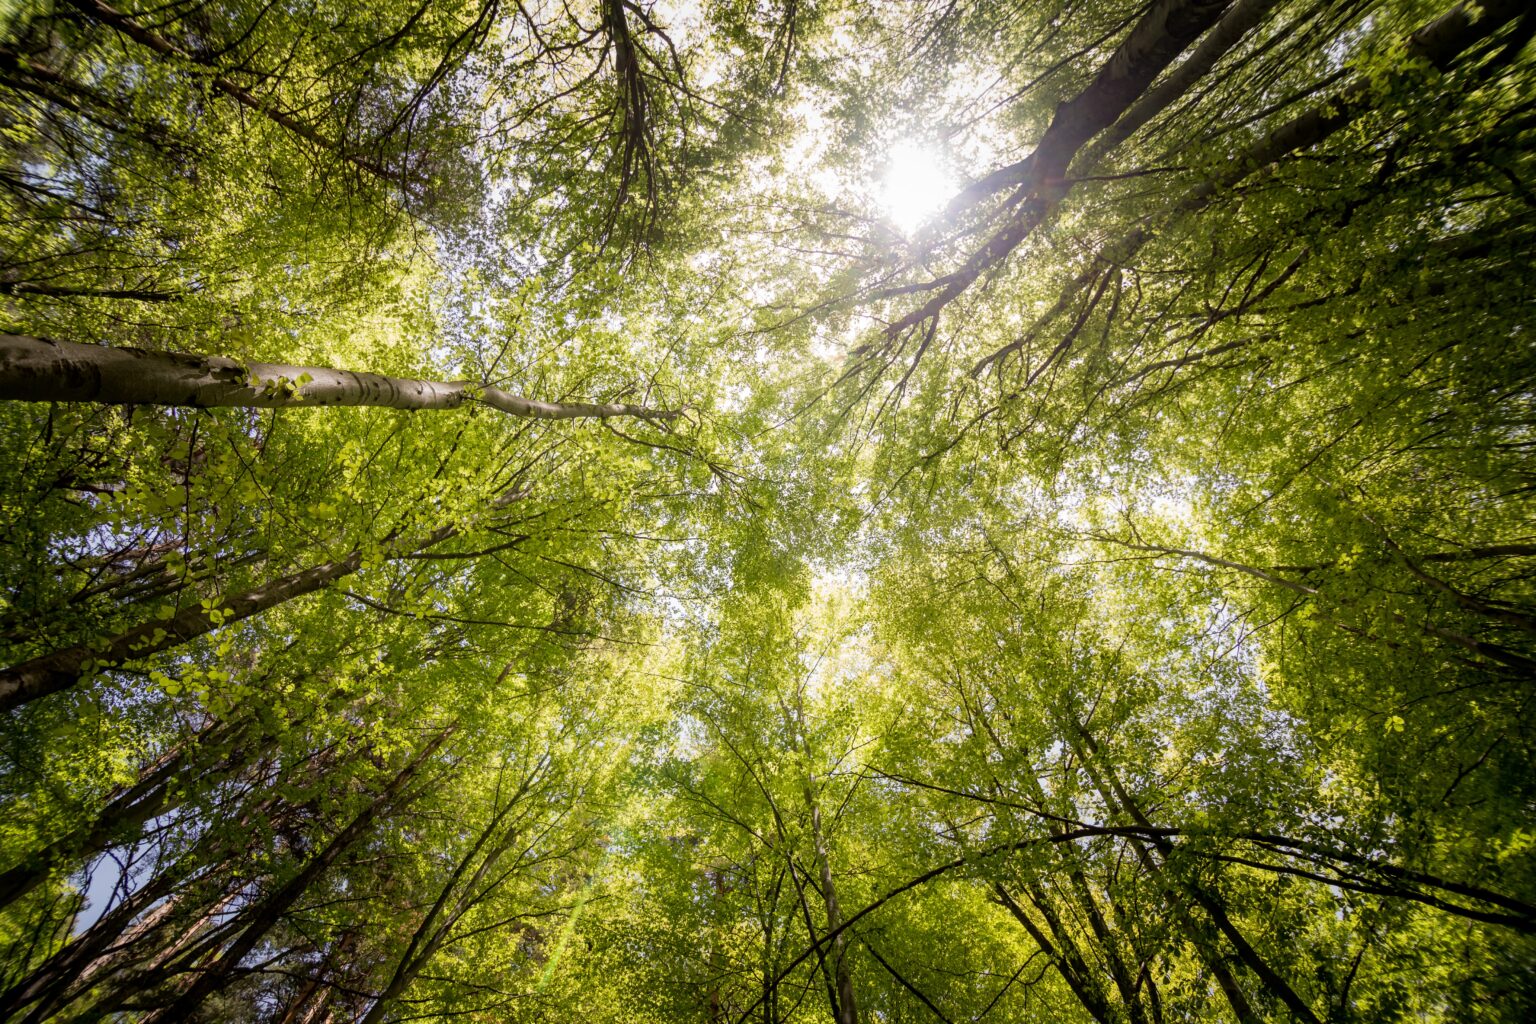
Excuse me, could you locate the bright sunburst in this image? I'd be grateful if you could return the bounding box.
[879,141,954,235]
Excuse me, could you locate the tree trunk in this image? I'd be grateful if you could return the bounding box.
[358,768,535,1023]
[1078,0,1280,168]
[886,0,1235,336]
[0,549,367,711]
[806,788,858,1024]
[1072,723,1321,1024]
[0,715,252,910]
[994,884,1115,1024]
[1093,536,1536,675]
[0,487,531,711]
[2,846,212,1019]
[10,800,278,1024]
[971,0,1525,377]
[784,693,858,1024]
[275,931,359,1024]
[0,335,681,422]
[976,706,1147,1024]
[136,725,455,1022]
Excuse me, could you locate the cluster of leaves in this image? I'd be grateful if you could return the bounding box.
[1,0,1534,1022]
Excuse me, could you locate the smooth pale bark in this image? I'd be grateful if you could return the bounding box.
[0,335,681,422]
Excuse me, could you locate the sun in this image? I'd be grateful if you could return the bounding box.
[879,141,954,235]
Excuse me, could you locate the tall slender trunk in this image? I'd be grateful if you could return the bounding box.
[276,931,359,1024]
[4,844,222,1020]
[805,786,858,1024]
[0,45,188,158]
[887,0,1235,336]
[17,818,269,1024]
[81,889,250,1021]
[0,485,534,711]
[359,768,536,1023]
[1,548,369,711]
[1072,723,1321,1024]
[783,695,858,1024]
[944,0,1235,213]
[1024,790,1148,1023]
[0,335,681,422]
[977,706,1147,1024]
[785,853,843,1019]
[994,883,1115,1024]
[1092,537,1536,675]
[136,725,455,1022]
[0,715,253,911]
[971,0,1525,377]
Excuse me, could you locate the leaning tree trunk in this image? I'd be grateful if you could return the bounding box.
[0,486,534,712]
[358,785,531,1024]
[970,0,1526,377]
[993,884,1118,1024]
[1007,752,1150,1024]
[941,0,1235,213]
[0,714,253,911]
[882,0,1236,337]
[1077,0,1280,168]
[0,548,374,712]
[9,818,264,1024]
[1071,723,1322,1024]
[135,726,455,1023]
[0,335,681,422]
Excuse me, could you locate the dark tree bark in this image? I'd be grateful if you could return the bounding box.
[0,715,253,910]
[134,725,455,1022]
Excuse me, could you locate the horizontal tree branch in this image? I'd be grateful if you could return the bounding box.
[0,335,682,423]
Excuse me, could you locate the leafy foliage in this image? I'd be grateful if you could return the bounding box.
[1,0,1533,1022]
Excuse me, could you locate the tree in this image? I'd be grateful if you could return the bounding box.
[2,0,1534,1021]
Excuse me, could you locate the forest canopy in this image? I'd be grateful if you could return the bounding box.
[1,0,1534,1021]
